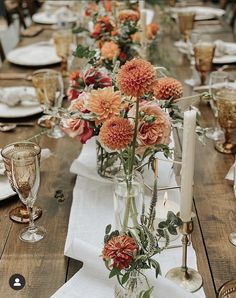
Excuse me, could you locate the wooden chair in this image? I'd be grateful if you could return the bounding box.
[4,0,27,29]
[0,40,6,62]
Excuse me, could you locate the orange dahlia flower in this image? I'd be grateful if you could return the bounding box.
[146,23,159,39]
[101,41,121,60]
[117,58,156,98]
[99,117,133,151]
[89,87,121,125]
[103,235,138,269]
[119,9,140,22]
[152,77,183,102]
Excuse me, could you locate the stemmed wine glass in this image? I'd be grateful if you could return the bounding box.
[1,141,42,224]
[178,12,195,43]
[11,151,46,242]
[193,42,215,85]
[43,70,65,139]
[53,30,72,76]
[215,86,236,154]
[205,71,228,141]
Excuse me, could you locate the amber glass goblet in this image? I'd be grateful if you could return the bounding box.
[193,42,215,85]
[1,142,42,223]
[178,12,195,42]
[53,30,72,76]
[11,151,46,242]
[215,88,236,154]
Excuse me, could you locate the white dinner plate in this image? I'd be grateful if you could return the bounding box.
[170,6,225,21]
[0,175,15,201]
[45,0,75,7]
[213,55,236,64]
[7,41,61,66]
[32,11,78,25]
[0,87,42,118]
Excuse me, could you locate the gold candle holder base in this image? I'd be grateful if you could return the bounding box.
[165,267,203,293]
[165,220,203,293]
[215,141,236,154]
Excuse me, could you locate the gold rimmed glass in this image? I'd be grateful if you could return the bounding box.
[53,30,72,76]
[205,71,228,141]
[178,12,195,42]
[1,142,42,223]
[43,70,64,138]
[193,42,215,85]
[215,87,236,154]
[11,151,46,243]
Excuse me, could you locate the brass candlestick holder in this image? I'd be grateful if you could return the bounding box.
[165,220,203,293]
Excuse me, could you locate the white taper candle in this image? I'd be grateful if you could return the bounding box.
[180,109,197,222]
[139,0,145,11]
[140,10,147,46]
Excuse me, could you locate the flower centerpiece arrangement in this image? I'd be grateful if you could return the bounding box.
[72,0,159,70]
[62,57,185,296]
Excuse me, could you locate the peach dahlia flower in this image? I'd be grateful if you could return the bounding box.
[89,87,121,125]
[152,77,183,102]
[99,117,133,151]
[101,41,121,60]
[119,9,140,22]
[117,58,156,98]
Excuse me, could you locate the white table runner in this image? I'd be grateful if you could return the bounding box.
[51,138,205,298]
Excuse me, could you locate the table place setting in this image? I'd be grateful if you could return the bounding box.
[32,6,78,25]
[0,86,43,118]
[6,41,61,67]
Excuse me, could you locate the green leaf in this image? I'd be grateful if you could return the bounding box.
[105,224,112,235]
[121,273,130,284]
[167,225,178,235]
[109,267,120,279]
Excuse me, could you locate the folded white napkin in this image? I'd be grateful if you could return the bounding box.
[0,88,38,107]
[214,40,236,57]
[225,162,235,181]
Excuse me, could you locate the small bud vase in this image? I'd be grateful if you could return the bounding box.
[114,270,153,298]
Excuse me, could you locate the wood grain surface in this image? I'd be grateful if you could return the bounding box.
[0,7,235,298]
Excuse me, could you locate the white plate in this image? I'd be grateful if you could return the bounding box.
[0,175,15,201]
[32,11,78,25]
[0,87,42,118]
[45,0,75,7]
[7,42,61,66]
[213,55,236,64]
[170,6,225,21]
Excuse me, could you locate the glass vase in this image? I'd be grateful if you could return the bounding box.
[114,270,153,298]
[96,140,121,179]
[113,171,144,232]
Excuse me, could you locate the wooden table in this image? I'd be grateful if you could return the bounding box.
[0,28,83,297]
[0,11,235,298]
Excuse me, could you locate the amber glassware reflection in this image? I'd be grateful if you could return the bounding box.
[1,142,42,223]
[193,42,215,85]
[215,88,236,154]
[32,69,51,105]
[53,30,72,76]
[178,12,195,42]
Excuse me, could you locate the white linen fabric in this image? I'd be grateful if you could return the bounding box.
[52,139,205,298]
[214,40,236,57]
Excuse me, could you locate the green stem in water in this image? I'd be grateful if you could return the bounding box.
[122,98,140,232]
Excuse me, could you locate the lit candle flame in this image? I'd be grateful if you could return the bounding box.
[163,191,168,206]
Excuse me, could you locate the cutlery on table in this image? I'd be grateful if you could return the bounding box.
[0,122,35,132]
[0,73,32,81]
